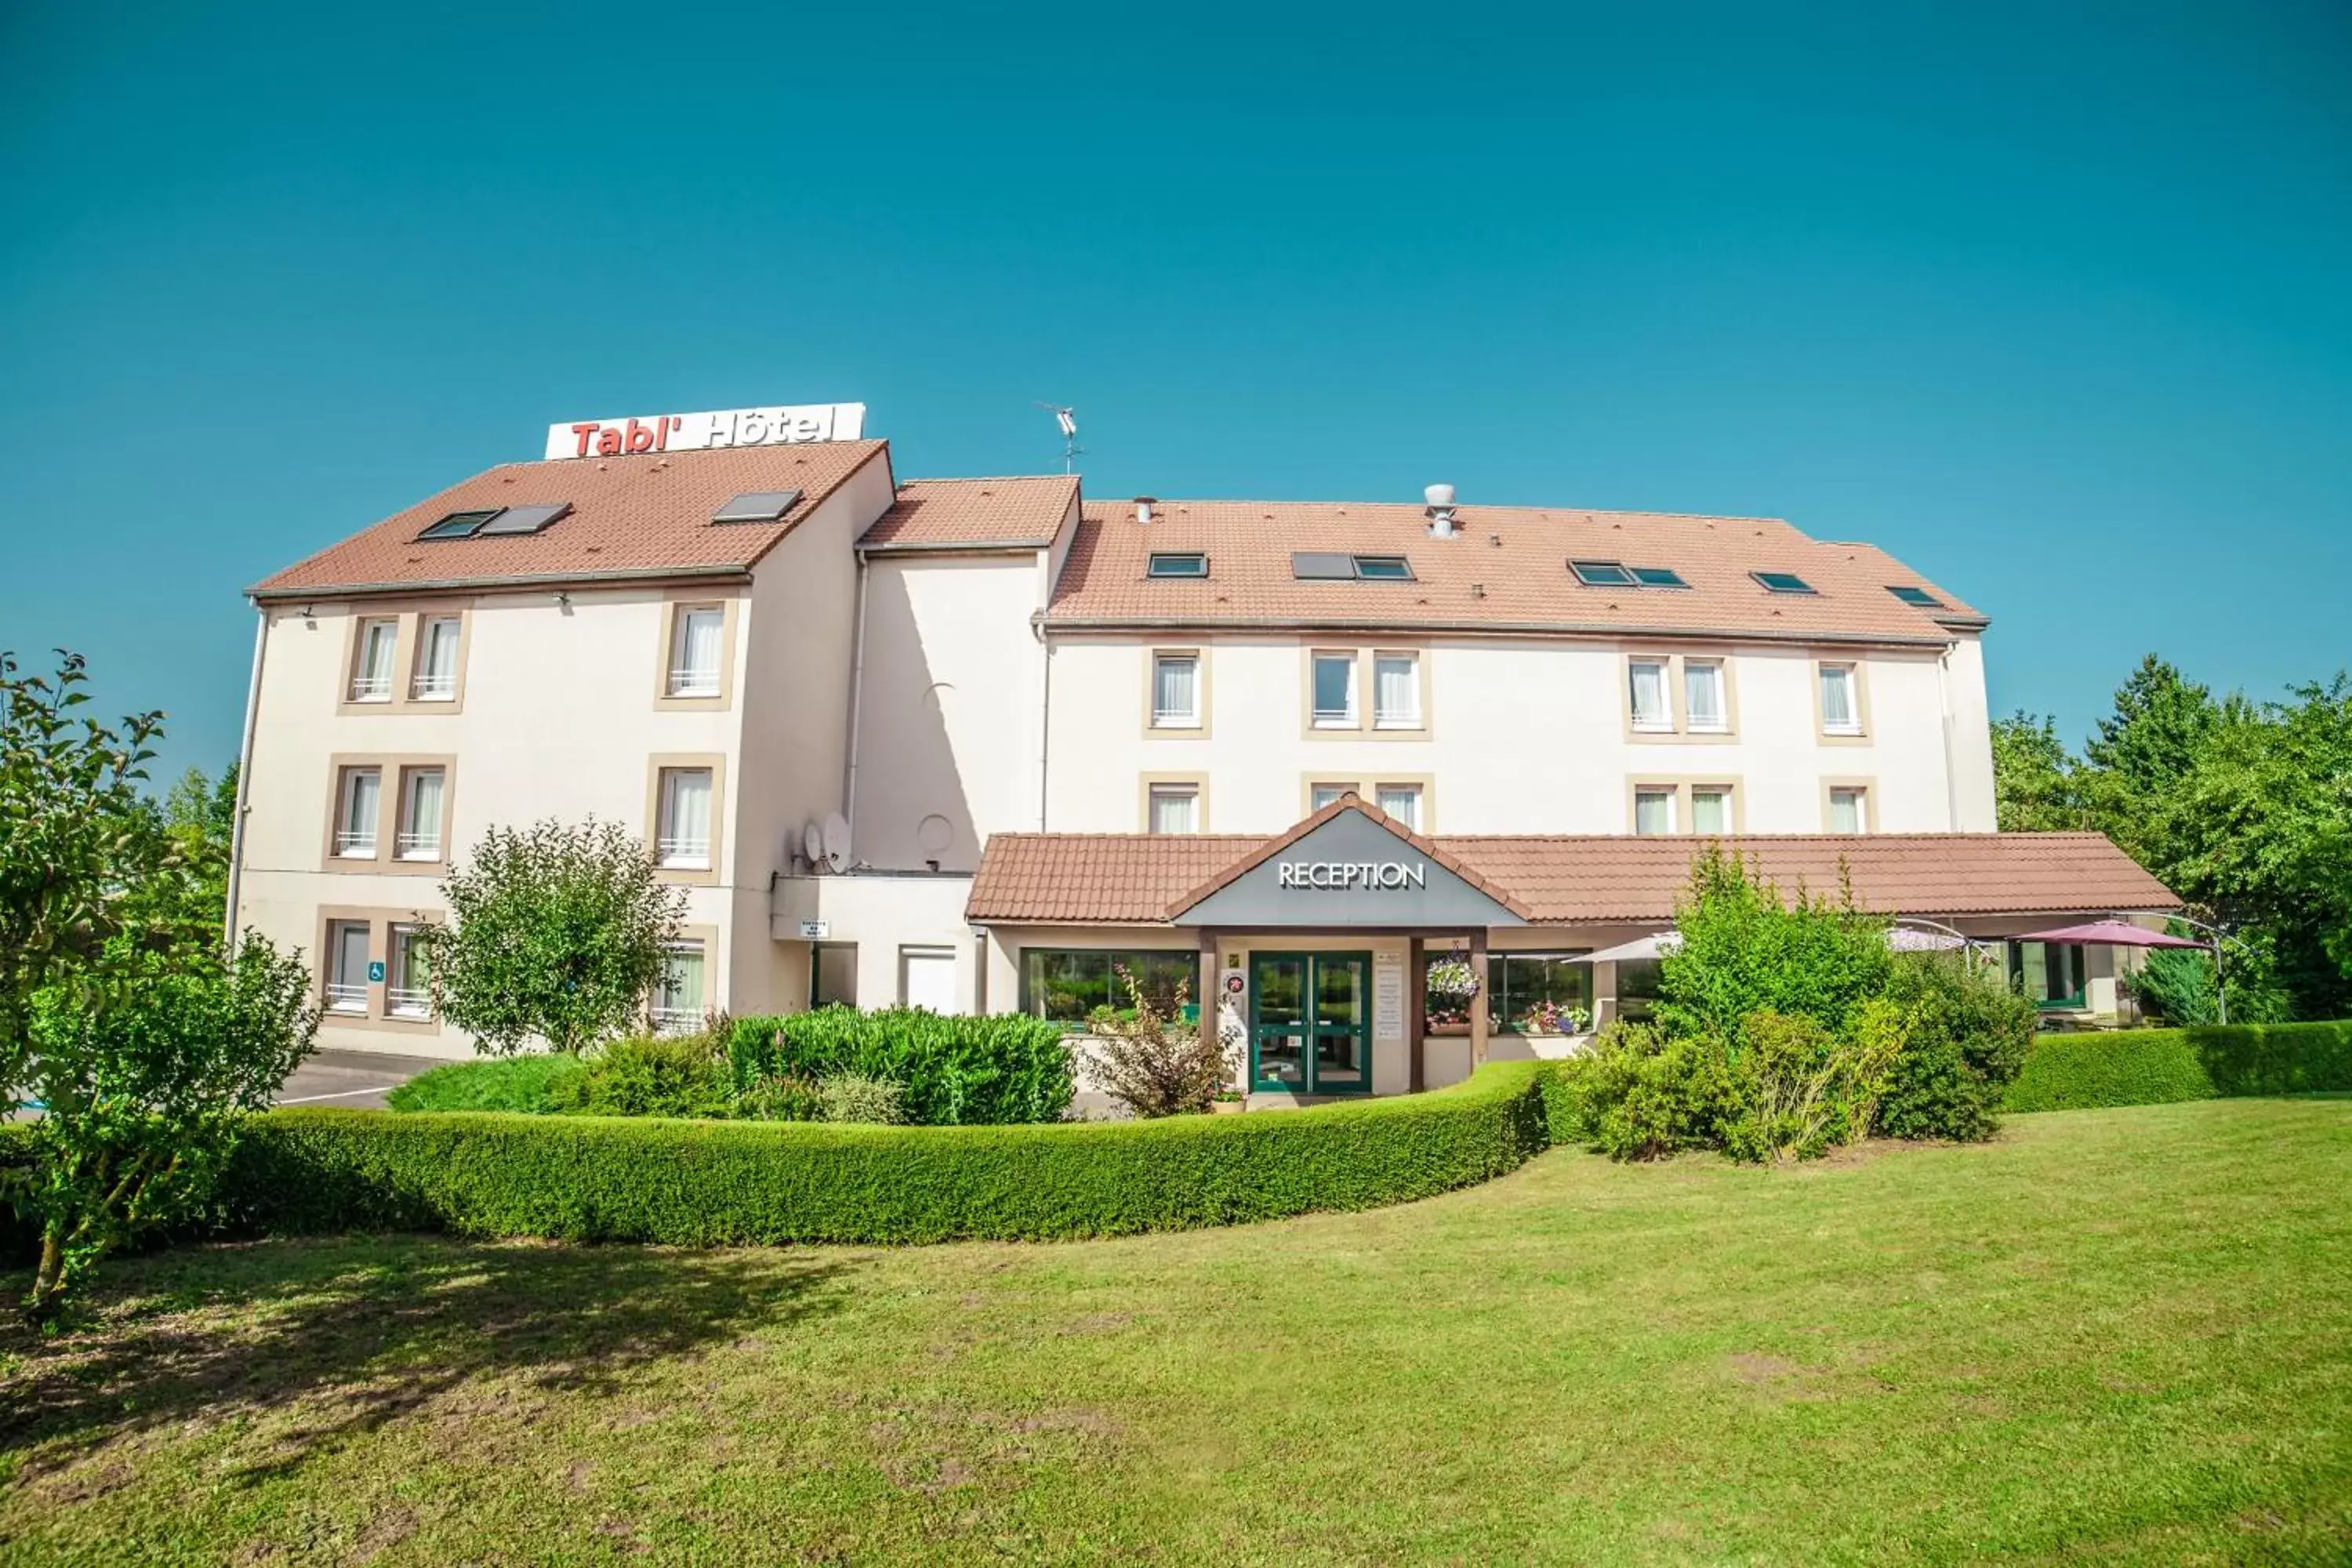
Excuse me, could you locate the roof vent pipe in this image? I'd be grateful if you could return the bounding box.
[1134,496,1156,526]
[1425,483,1458,538]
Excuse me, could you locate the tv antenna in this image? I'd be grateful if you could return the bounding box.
[1034,402,1083,474]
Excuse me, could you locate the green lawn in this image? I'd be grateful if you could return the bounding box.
[2,1098,2347,1566]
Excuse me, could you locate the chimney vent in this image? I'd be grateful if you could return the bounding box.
[1425,483,1459,538]
[1133,495,1157,525]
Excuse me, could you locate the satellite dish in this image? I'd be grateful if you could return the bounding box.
[802,820,825,868]
[916,813,953,855]
[822,811,852,874]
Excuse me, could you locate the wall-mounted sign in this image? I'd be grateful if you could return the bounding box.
[1225,972,1246,996]
[797,919,830,940]
[367,960,386,984]
[545,402,867,461]
[1276,860,1428,891]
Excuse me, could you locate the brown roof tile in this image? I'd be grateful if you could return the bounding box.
[250,441,891,599]
[1047,499,1983,646]
[967,829,2173,926]
[858,476,1077,551]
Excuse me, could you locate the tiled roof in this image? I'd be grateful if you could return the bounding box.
[858,476,1078,552]
[1163,797,1537,921]
[249,441,891,599]
[968,827,2173,925]
[1047,499,1984,646]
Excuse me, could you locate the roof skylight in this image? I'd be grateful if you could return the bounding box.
[475,503,572,536]
[1570,560,1689,589]
[1752,571,1817,595]
[713,489,802,524]
[1148,553,1208,579]
[416,510,504,541]
[1887,585,1944,608]
[1352,555,1414,580]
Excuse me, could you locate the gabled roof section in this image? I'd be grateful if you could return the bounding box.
[1048,499,1982,646]
[1163,796,1534,922]
[858,475,1079,554]
[249,441,891,600]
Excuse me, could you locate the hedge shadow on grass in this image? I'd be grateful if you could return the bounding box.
[0,1237,850,1479]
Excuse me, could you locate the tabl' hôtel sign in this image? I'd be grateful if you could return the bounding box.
[545,402,867,461]
[1276,860,1429,891]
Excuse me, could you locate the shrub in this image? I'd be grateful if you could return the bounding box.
[727,1007,1073,1125]
[1875,952,2037,1141]
[387,1054,588,1114]
[2004,1021,2352,1112]
[815,1072,905,1125]
[1655,846,1893,1048]
[1549,1022,1744,1160]
[212,1062,1555,1246]
[1087,969,1225,1118]
[735,1073,822,1123]
[546,1033,734,1120]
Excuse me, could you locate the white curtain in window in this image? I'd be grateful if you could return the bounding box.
[662,770,713,864]
[1829,788,1864,833]
[1149,786,1197,834]
[1821,666,1857,731]
[1635,789,1674,835]
[1691,788,1730,835]
[341,769,379,850]
[1629,662,1669,728]
[416,619,460,695]
[660,945,706,1014]
[1312,655,1353,722]
[1153,655,1197,724]
[1374,655,1417,727]
[1310,783,1350,811]
[1376,785,1421,829]
[1686,662,1726,730]
[401,770,444,855]
[674,609,723,692]
[356,622,397,696]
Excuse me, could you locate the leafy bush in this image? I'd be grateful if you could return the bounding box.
[1087,968,1225,1118]
[727,1007,1073,1125]
[1875,952,2037,1141]
[546,1033,734,1120]
[1654,847,1893,1048]
[1548,1022,1743,1160]
[387,1054,588,1114]
[815,1072,905,1125]
[2004,1021,2352,1112]
[211,1062,1554,1245]
[735,1073,822,1123]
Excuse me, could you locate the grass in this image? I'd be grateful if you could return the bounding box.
[1,1098,2346,1565]
[383,1052,585,1114]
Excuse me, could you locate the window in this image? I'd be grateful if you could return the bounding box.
[1311,652,1356,728]
[1147,782,1199,834]
[1147,553,1208,578]
[1375,783,1422,830]
[653,942,706,1034]
[387,924,430,1019]
[1634,787,1676,835]
[1684,659,1727,732]
[1309,782,1355,811]
[1152,652,1200,728]
[326,921,371,1014]
[1888,585,1944,608]
[1753,571,1817,594]
[1291,552,1356,580]
[1352,555,1413,580]
[657,768,713,868]
[668,607,724,697]
[417,509,501,541]
[1616,958,1664,1022]
[1631,567,1688,589]
[412,616,461,700]
[1828,786,1867,833]
[1691,786,1733,835]
[335,767,380,858]
[396,767,445,860]
[1021,949,1199,1025]
[476,503,570,536]
[2009,941,2086,1009]
[810,944,858,1008]
[1628,659,1671,732]
[350,619,397,702]
[901,946,958,1011]
[1820,663,1862,735]
[713,490,800,524]
[1570,560,1637,586]
[1373,652,1419,728]
[1488,953,1592,1033]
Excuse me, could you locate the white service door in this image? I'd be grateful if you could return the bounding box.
[901,947,958,1013]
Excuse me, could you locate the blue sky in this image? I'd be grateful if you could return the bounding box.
[3,1,2347,781]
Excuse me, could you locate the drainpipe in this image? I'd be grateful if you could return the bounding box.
[222,602,269,954]
[1032,607,1053,829]
[1936,642,1960,832]
[841,550,871,844]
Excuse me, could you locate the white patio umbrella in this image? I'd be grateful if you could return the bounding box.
[1573,932,1682,965]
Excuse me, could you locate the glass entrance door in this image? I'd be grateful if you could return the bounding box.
[1250,952,1372,1094]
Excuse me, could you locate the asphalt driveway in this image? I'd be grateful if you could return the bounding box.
[273,1048,442,1109]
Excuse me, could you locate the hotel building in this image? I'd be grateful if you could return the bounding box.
[234,403,2170,1096]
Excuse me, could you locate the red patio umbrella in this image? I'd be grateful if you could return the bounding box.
[2006,919,2206,949]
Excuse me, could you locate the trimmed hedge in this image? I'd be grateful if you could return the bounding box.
[212,1062,1554,1245]
[2002,1022,2352,1113]
[725,1007,1073,1126]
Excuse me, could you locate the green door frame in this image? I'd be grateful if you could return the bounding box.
[1248,950,1374,1094]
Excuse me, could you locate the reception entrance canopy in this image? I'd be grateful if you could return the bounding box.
[967,799,2180,931]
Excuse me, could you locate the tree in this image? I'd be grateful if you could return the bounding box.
[1654,846,1894,1050]
[0,650,173,1094]
[420,818,688,1055]
[2081,655,2218,859]
[10,934,318,1319]
[1989,712,2087,832]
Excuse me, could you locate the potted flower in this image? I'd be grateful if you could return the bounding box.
[1424,953,1480,1035]
[1210,1088,1246,1114]
[1519,1000,1592,1036]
